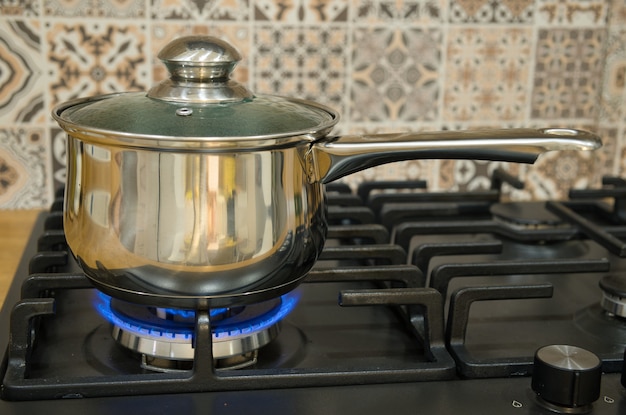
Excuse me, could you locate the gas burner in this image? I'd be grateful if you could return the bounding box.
[490,201,565,229]
[94,291,299,371]
[599,274,626,318]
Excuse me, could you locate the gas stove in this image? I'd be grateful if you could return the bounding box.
[1,172,625,414]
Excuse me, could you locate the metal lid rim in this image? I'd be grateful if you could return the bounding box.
[52,92,340,148]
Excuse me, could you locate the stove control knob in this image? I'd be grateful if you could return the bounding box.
[531,345,602,410]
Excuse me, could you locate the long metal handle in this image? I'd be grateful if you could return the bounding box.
[312,128,602,184]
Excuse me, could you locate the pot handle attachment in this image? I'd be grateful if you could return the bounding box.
[312,128,602,184]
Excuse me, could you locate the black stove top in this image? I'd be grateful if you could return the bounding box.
[1,174,625,414]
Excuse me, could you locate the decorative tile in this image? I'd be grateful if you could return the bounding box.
[0,0,624,209]
[609,0,626,25]
[438,158,523,194]
[350,28,442,123]
[599,28,626,124]
[443,27,532,123]
[449,0,534,23]
[594,126,618,174]
[46,23,149,107]
[254,0,348,22]
[0,128,51,209]
[619,133,626,177]
[537,0,607,26]
[0,20,45,124]
[151,24,250,86]
[254,26,347,111]
[526,150,600,199]
[152,0,249,20]
[352,0,446,23]
[0,0,39,16]
[44,0,145,18]
[531,29,605,121]
[0,152,21,200]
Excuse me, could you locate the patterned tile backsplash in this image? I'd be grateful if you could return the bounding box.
[1,0,625,208]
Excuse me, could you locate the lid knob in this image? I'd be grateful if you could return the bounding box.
[147,35,253,104]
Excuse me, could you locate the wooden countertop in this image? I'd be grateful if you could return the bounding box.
[0,209,42,308]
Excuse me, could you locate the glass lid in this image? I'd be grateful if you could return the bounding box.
[53,36,338,143]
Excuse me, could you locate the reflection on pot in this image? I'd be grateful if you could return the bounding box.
[85,189,110,228]
[116,151,282,266]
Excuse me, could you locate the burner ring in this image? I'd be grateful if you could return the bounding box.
[95,291,298,362]
[599,274,626,318]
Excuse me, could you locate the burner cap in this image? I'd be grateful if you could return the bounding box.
[490,202,564,228]
[599,274,626,318]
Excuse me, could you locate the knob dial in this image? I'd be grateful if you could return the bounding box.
[531,345,602,409]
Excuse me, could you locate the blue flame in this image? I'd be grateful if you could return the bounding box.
[94,291,299,341]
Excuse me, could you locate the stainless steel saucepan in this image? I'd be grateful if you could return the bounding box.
[52,36,602,308]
